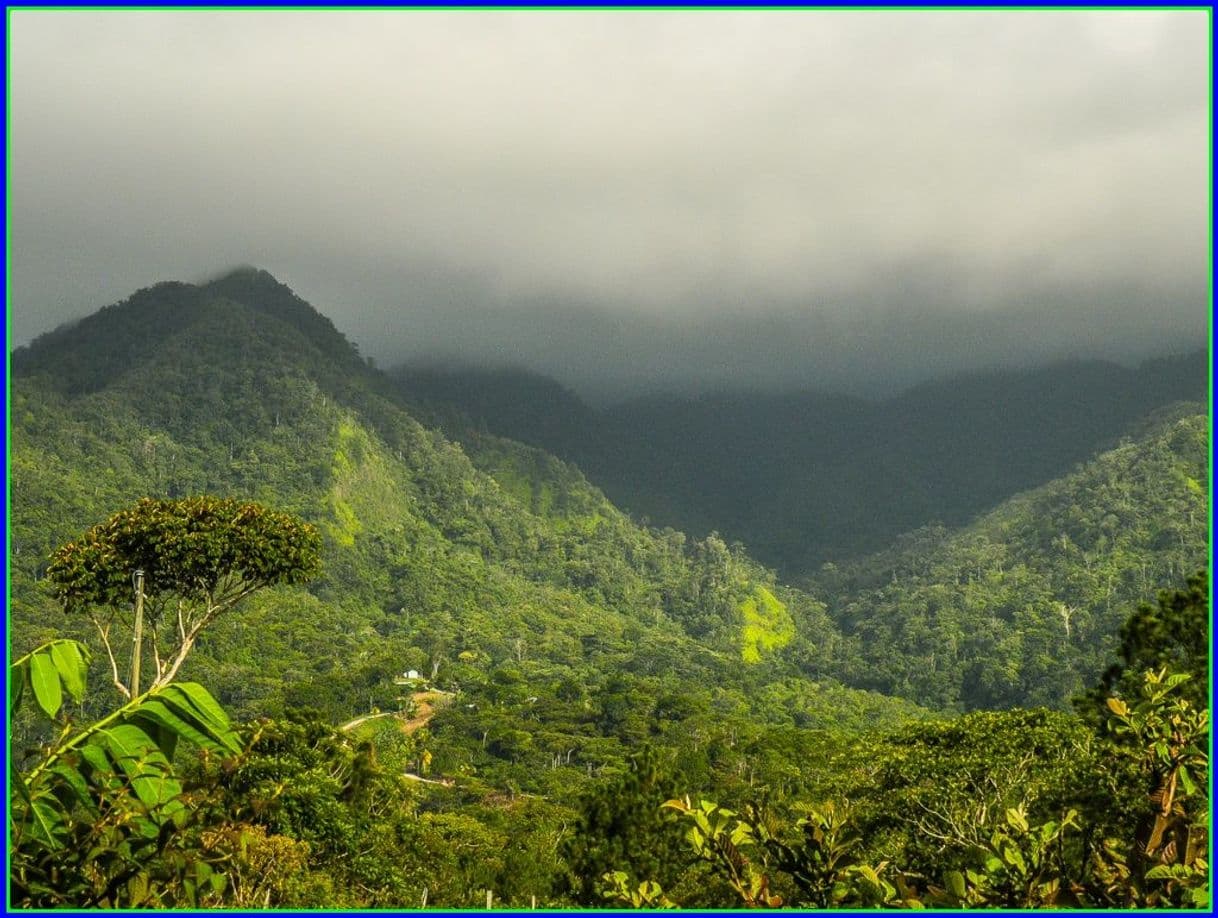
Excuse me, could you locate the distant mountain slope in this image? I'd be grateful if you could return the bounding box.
[395,364,595,450]
[809,405,1209,711]
[393,352,1208,576]
[10,270,919,750]
[10,269,1206,741]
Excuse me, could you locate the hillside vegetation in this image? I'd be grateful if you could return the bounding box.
[396,353,1206,576]
[812,406,1208,710]
[9,269,916,741]
[8,269,1209,909]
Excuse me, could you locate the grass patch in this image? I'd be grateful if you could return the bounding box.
[740,585,794,664]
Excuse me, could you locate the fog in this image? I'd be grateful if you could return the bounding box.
[8,10,1209,400]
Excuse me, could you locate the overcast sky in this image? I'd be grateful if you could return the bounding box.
[7,10,1210,400]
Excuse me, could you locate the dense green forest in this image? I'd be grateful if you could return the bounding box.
[8,270,1210,908]
[394,352,1206,576]
[812,405,1209,711]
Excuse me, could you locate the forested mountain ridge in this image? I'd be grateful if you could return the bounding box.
[8,269,1210,908]
[11,270,1206,722]
[813,404,1209,711]
[394,352,1207,575]
[8,269,912,733]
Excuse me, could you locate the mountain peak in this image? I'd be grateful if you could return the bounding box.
[200,268,362,367]
[203,264,289,294]
[12,268,367,395]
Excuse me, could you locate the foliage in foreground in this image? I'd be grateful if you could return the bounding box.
[7,485,1209,908]
[605,665,1209,910]
[9,639,240,907]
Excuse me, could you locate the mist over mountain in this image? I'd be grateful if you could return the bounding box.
[9,11,1208,403]
[17,271,1208,406]
[368,285,1208,404]
[394,349,1208,575]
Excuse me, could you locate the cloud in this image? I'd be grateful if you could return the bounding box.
[7,10,1209,398]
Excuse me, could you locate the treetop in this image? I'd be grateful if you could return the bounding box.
[46,495,322,612]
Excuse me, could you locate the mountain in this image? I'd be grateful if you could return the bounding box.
[8,269,1209,908]
[392,352,1208,576]
[12,270,1204,726]
[811,403,1209,711]
[395,364,595,451]
[9,269,922,748]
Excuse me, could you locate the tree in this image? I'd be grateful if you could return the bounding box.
[46,496,322,697]
[9,639,243,907]
[1079,569,1209,719]
[562,747,689,905]
[1102,668,1210,907]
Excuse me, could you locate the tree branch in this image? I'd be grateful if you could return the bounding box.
[88,612,130,700]
[146,619,166,684]
[151,637,196,690]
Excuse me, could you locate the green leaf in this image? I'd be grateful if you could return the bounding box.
[1177,765,1197,796]
[16,782,66,852]
[1145,864,1178,880]
[29,652,63,719]
[142,717,181,761]
[945,870,967,900]
[130,873,153,907]
[1004,845,1027,875]
[79,742,114,777]
[128,699,215,754]
[1005,807,1029,833]
[10,660,26,716]
[154,684,241,753]
[99,724,183,810]
[49,641,89,703]
[48,762,98,815]
[1164,672,1192,690]
[164,682,232,729]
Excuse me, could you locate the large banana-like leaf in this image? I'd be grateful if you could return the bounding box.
[127,699,203,757]
[12,656,234,861]
[10,639,91,721]
[166,682,234,731]
[48,641,88,703]
[28,653,64,720]
[96,724,185,813]
[140,683,242,754]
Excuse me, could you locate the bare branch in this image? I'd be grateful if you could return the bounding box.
[911,796,990,851]
[88,612,130,700]
[151,636,196,689]
[151,597,233,689]
[212,577,262,611]
[147,620,166,683]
